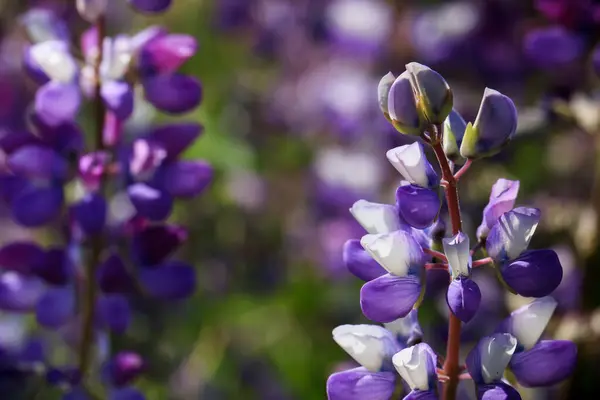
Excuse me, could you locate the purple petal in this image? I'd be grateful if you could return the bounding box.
[476,382,522,400]
[139,261,196,300]
[63,388,90,400]
[500,249,563,298]
[104,351,144,387]
[140,34,197,75]
[36,286,75,328]
[35,82,81,126]
[101,81,134,121]
[486,207,541,263]
[127,0,172,13]
[396,185,440,229]
[11,185,64,227]
[154,160,212,197]
[466,333,517,385]
[446,277,481,323]
[143,73,202,114]
[509,340,577,387]
[97,253,135,294]
[97,294,131,334]
[131,224,187,266]
[477,179,520,240]
[524,27,584,68]
[0,174,29,203]
[30,117,84,154]
[0,272,44,311]
[146,123,203,160]
[71,193,107,235]
[326,367,396,400]
[360,274,422,323]
[0,242,44,275]
[8,145,68,181]
[343,239,386,281]
[127,183,173,221]
[33,248,72,286]
[0,131,42,155]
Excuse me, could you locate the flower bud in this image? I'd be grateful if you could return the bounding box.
[76,0,108,22]
[460,88,517,159]
[392,343,437,391]
[405,62,453,125]
[387,71,424,136]
[377,72,395,121]
[386,142,438,188]
[443,109,467,163]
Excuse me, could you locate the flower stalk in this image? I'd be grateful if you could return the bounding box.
[78,14,107,378]
[431,124,463,400]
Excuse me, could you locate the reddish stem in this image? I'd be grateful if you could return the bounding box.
[453,159,472,181]
[425,263,449,271]
[431,127,463,400]
[423,247,447,262]
[472,257,493,268]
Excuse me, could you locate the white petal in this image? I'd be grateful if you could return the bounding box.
[392,344,431,390]
[386,143,429,187]
[360,231,423,276]
[443,232,471,278]
[350,200,400,234]
[510,297,557,349]
[479,333,517,384]
[491,208,539,260]
[29,40,77,83]
[333,325,397,372]
[100,36,133,81]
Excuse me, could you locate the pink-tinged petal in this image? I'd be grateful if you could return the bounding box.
[154,160,212,198]
[360,275,422,323]
[140,34,197,74]
[326,367,396,400]
[143,74,202,114]
[343,239,386,281]
[509,340,577,387]
[35,82,81,127]
[104,351,144,387]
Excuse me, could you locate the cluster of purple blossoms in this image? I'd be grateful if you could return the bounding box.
[327,62,577,399]
[0,1,211,399]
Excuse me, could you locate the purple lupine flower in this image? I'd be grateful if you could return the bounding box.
[486,207,563,297]
[392,343,439,399]
[359,230,426,322]
[496,297,577,387]
[466,333,521,400]
[327,312,424,399]
[386,71,425,136]
[405,62,453,125]
[395,185,440,230]
[476,179,520,241]
[443,232,481,323]
[460,88,518,159]
[126,123,212,221]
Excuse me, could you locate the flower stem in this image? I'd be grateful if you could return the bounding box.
[472,257,493,268]
[78,14,107,378]
[430,125,463,400]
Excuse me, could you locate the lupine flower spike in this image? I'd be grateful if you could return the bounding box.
[328,63,576,400]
